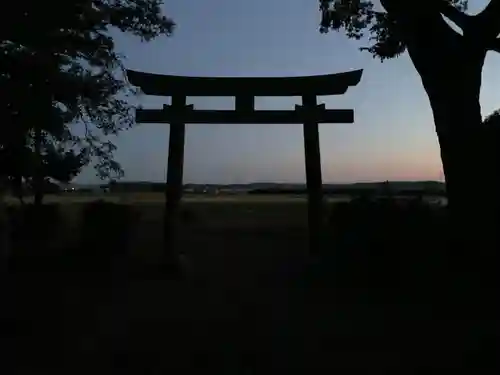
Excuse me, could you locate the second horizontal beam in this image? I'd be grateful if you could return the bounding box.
[135,109,354,124]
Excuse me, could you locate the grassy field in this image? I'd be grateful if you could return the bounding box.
[4,192,350,204]
[3,192,483,373]
[2,192,448,277]
[3,191,447,204]
[5,193,317,271]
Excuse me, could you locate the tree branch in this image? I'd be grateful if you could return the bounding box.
[487,37,500,52]
[476,0,500,38]
[438,1,471,31]
[380,0,469,37]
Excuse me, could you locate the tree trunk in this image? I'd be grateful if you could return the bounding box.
[13,176,25,205]
[425,82,499,361]
[409,39,499,322]
[33,126,44,207]
[398,9,497,254]
[381,4,498,363]
[427,74,498,249]
[0,177,11,259]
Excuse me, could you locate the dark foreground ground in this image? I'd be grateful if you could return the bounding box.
[0,198,497,373]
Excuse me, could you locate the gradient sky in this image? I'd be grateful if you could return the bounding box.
[75,0,500,184]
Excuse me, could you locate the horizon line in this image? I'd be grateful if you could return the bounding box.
[69,179,446,186]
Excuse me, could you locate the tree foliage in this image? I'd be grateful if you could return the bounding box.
[319,0,500,250]
[0,0,174,183]
[318,0,500,141]
[0,139,85,200]
[319,0,470,60]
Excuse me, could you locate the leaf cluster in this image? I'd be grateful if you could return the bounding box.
[0,0,174,184]
[319,0,469,60]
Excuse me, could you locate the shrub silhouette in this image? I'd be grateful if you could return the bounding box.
[8,204,62,255]
[77,201,140,270]
[327,197,447,292]
[330,196,443,245]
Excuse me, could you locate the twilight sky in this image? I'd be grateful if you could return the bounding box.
[76,0,500,184]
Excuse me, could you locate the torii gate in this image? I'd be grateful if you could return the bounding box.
[127,69,363,258]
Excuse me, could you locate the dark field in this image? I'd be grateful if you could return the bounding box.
[1,194,493,373]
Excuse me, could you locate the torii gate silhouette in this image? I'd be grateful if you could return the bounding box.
[127,68,363,260]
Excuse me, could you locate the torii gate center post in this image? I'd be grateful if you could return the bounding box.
[127,69,363,257]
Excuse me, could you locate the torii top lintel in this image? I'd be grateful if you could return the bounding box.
[126,69,363,97]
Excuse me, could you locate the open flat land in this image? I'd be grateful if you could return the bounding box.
[4,191,447,204]
[4,192,350,204]
[3,192,477,373]
[3,192,446,231]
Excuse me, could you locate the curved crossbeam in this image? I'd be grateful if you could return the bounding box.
[126,69,363,97]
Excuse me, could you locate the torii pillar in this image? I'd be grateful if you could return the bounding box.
[163,98,193,259]
[296,95,326,254]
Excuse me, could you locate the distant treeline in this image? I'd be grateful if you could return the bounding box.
[53,181,447,197]
[107,182,167,193]
[248,187,447,197]
[5,179,63,196]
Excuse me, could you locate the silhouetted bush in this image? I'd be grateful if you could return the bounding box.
[8,204,62,255]
[326,197,448,291]
[77,201,140,269]
[330,196,444,242]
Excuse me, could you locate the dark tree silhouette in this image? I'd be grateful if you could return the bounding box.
[0,0,175,206]
[0,139,85,204]
[319,0,500,252]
